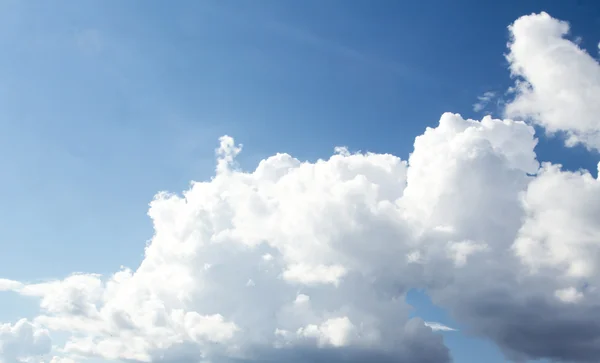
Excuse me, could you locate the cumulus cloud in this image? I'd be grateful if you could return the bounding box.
[505,12,600,151]
[0,112,558,363]
[1,10,600,363]
[0,319,51,363]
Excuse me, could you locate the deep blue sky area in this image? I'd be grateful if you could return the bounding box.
[0,1,598,362]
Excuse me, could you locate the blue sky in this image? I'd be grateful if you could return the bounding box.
[0,1,599,362]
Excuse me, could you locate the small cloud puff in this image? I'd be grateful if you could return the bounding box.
[473,91,496,112]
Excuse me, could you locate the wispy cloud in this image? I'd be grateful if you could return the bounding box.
[196,1,437,87]
[261,20,437,87]
[473,91,496,112]
[424,321,458,332]
[0,278,23,291]
[278,25,398,69]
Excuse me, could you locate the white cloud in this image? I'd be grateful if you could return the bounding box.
[424,322,457,332]
[282,264,347,286]
[473,91,496,112]
[505,12,600,151]
[4,109,598,362]
[18,274,104,316]
[297,317,357,347]
[0,111,539,363]
[513,163,600,279]
[0,279,23,291]
[1,10,600,363]
[294,294,310,305]
[554,287,584,304]
[0,319,52,363]
[183,313,239,344]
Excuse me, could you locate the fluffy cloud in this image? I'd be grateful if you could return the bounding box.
[424,160,600,362]
[1,11,599,363]
[0,112,547,363]
[0,319,51,363]
[505,12,600,151]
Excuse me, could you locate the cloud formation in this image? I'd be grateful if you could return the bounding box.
[1,11,599,363]
[473,91,496,113]
[0,319,51,363]
[505,12,600,151]
[423,322,457,332]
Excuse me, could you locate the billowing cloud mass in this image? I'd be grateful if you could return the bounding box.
[1,11,599,363]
